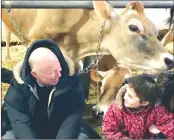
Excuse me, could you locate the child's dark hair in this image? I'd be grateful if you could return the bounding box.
[126,74,162,104]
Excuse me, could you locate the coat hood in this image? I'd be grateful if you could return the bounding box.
[13,39,75,84]
[115,78,162,110]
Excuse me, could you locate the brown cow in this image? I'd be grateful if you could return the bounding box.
[90,66,132,116]
[161,7,174,54]
[161,30,174,55]
[90,67,174,117]
[2,1,174,71]
[88,28,174,73]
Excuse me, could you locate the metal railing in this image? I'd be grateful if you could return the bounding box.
[2,1,174,9]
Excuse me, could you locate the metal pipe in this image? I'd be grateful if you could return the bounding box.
[2,1,174,9]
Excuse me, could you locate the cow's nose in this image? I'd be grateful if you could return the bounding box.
[164,57,174,70]
[98,111,104,116]
[92,106,98,117]
[92,106,104,118]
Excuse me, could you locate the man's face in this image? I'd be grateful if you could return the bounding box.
[124,84,142,108]
[34,59,62,86]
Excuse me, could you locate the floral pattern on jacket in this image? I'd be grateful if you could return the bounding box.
[102,102,174,139]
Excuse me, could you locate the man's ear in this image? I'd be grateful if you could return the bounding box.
[141,100,149,106]
[31,70,37,79]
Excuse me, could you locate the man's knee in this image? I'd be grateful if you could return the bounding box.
[78,133,89,139]
[2,130,15,139]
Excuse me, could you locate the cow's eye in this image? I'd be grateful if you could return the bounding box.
[129,25,140,33]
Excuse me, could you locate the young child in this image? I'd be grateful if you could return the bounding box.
[102,74,174,139]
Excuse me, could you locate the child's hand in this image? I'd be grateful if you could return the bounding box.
[149,124,160,134]
[115,84,127,108]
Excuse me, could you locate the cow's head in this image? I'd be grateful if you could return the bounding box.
[90,66,132,118]
[93,1,174,71]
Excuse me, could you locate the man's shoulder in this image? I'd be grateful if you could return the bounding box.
[4,80,32,113]
[4,79,29,105]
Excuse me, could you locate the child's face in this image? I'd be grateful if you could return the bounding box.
[124,84,142,108]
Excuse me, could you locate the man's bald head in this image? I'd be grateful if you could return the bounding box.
[29,47,58,71]
[29,47,62,86]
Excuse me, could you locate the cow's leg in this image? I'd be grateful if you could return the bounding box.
[4,25,11,60]
[79,56,93,99]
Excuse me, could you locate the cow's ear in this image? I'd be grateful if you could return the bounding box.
[90,70,105,82]
[97,71,109,78]
[126,1,144,15]
[92,1,117,20]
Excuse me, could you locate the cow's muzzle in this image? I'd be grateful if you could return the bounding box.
[164,57,174,70]
[91,105,104,118]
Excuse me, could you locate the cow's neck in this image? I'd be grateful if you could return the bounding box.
[56,10,112,62]
[59,42,110,63]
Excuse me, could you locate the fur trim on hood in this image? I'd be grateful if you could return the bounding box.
[115,84,162,109]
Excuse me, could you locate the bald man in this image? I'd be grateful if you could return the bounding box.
[28,47,62,86]
[3,39,101,139]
